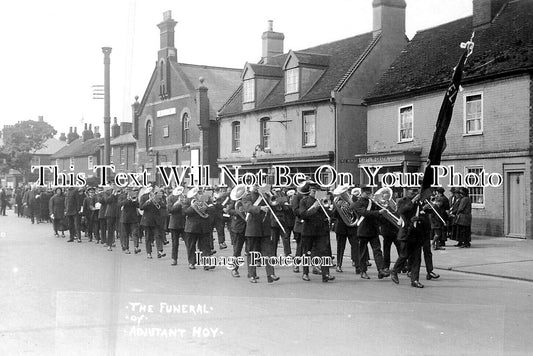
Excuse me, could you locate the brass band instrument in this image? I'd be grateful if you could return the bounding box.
[425,199,447,226]
[332,185,358,227]
[148,191,161,210]
[371,187,404,228]
[257,189,287,235]
[187,187,209,219]
[315,197,332,225]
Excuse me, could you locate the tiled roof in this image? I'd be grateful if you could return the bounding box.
[33,138,67,155]
[50,137,104,159]
[219,32,375,117]
[366,0,533,102]
[248,63,283,78]
[171,62,242,118]
[110,132,136,146]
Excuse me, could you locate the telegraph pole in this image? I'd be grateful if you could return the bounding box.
[102,47,112,165]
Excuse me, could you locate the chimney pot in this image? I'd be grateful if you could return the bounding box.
[268,20,273,31]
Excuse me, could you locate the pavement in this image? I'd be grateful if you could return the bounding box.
[429,235,533,282]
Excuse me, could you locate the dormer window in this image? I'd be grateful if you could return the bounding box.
[243,79,255,103]
[285,68,299,94]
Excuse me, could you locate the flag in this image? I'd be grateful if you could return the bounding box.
[419,33,475,201]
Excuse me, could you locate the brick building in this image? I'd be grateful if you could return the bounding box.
[50,126,104,183]
[361,0,533,238]
[101,118,137,175]
[134,11,241,184]
[217,0,408,184]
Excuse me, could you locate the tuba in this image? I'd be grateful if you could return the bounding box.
[229,184,247,220]
[187,187,209,219]
[332,185,358,227]
[372,187,404,228]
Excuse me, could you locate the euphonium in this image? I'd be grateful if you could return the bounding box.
[191,198,209,218]
[332,185,358,227]
[372,187,404,228]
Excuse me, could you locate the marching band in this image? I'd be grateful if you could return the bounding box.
[16,180,466,288]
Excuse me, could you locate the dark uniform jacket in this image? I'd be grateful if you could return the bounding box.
[297,195,330,237]
[167,195,185,230]
[333,203,358,236]
[242,191,270,237]
[49,194,65,219]
[139,194,161,227]
[396,197,430,242]
[354,197,381,237]
[97,193,106,219]
[104,192,119,218]
[290,193,304,234]
[183,199,210,234]
[82,196,97,220]
[228,201,246,234]
[120,196,139,224]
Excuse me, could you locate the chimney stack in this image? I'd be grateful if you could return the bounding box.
[38,115,43,122]
[261,20,284,64]
[472,0,507,28]
[157,11,178,62]
[132,96,140,139]
[112,117,120,138]
[372,0,406,39]
[59,133,67,142]
[94,126,101,139]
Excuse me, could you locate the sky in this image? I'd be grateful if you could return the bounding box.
[0,0,473,138]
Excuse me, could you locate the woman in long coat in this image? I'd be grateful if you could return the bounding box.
[49,188,66,237]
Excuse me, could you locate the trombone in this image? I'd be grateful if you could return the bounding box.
[257,189,287,235]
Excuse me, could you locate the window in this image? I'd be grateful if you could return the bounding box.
[465,166,485,207]
[55,159,59,167]
[31,156,41,166]
[285,68,299,94]
[182,113,190,145]
[163,125,169,138]
[232,121,241,151]
[243,79,255,103]
[399,105,413,142]
[465,94,483,134]
[260,118,270,149]
[69,157,74,169]
[160,60,164,81]
[146,121,152,149]
[88,156,94,170]
[302,111,316,146]
[120,147,125,165]
[110,147,114,158]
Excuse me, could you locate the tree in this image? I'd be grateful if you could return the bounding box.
[0,120,57,182]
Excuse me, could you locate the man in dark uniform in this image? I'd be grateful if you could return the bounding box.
[332,184,360,273]
[120,188,140,255]
[183,187,212,269]
[290,189,304,273]
[227,184,247,277]
[168,187,185,265]
[390,187,425,288]
[242,185,279,283]
[140,187,162,259]
[65,187,81,242]
[104,185,120,251]
[353,187,389,279]
[212,186,228,250]
[296,182,335,283]
[269,188,290,257]
[96,188,108,246]
[82,187,97,242]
